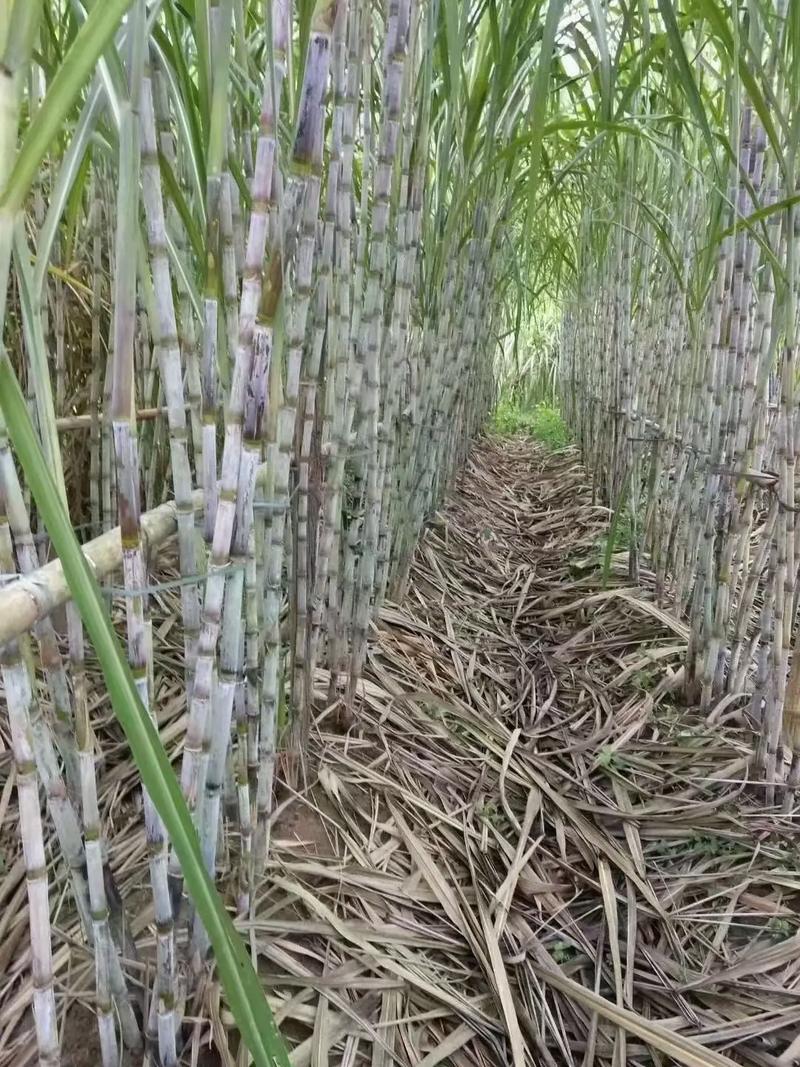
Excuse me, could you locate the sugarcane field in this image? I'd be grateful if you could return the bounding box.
[2,1,800,1065]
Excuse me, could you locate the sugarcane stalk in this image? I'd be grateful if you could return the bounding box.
[252,0,340,788]
[140,56,202,697]
[309,0,361,676]
[348,0,414,702]
[110,28,179,1058]
[68,600,143,1060]
[294,0,349,729]
[326,8,371,704]
[174,0,289,902]
[0,636,60,1067]
[89,180,103,533]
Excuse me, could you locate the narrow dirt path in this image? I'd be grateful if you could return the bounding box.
[254,436,800,1067]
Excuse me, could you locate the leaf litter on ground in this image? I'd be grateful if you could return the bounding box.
[1,436,798,1066]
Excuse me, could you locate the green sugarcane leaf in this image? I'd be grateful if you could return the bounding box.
[2,0,134,212]
[152,17,208,206]
[158,148,205,261]
[656,0,721,175]
[584,0,612,121]
[715,190,800,241]
[33,82,105,296]
[62,143,92,266]
[12,221,67,507]
[207,0,233,175]
[525,0,564,234]
[693,0,785,172]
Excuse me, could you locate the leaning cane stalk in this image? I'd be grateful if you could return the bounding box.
[376,15,421,605]
[220,169,240,361]
[0,425,92,907]
[193,257,278,953]
[0,424,81,800]
[199,0,234,549]
[89,177,104,533]
[166,0,235,914]
[151,52,205,504]
[254,398,281,873]
[0,638,60,1067]
[338,22,375,662]
[243,0,291,855]
[1,388,149,1037]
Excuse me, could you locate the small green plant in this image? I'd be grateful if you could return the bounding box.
[478,800,502,826]
[688,834,739,858]
[631,668,664,693]
[591,490,647,585]
[595,746,621,770]
[490,400,571,450]
[766,917,793,942]
[552,940,577,964]
[594,513,635,560]
[530,404,571,450]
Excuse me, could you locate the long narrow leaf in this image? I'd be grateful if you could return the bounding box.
[2,0,135,212]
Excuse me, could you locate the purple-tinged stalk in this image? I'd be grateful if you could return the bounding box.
[309,0,362,677]
[293,0,349,734]
[139,57,201,700]
[110,23,179,1057]
[347,0,414,702]
[256,0,340,794]
[173,0,289,904]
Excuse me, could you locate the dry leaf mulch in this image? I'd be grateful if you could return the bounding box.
[2,435,800,1067]
[256,437,800,1067]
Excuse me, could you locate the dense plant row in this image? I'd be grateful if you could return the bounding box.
[4,0,798,1061]
[0,0,566,1062]
[560,0,800,804]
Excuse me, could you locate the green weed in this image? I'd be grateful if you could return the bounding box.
[552,941,577,964]
[593,504,636,558]
[490,400,571,451]
[479,801,502,826]
[766,917,794,942]
[685,834,740,858]
[595,746,621,770]
[631,669,657,692]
